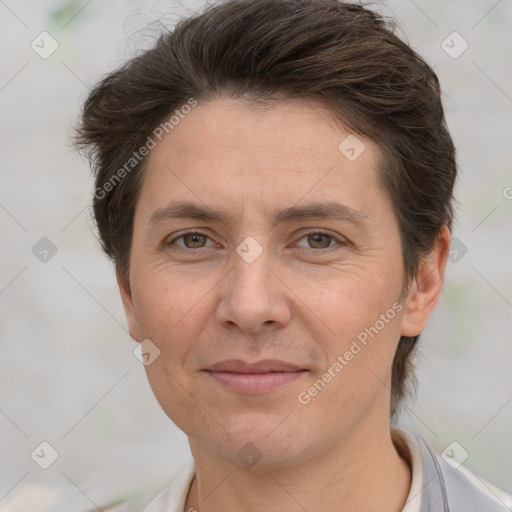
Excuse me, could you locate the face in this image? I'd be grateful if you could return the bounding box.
[119,97,445,467]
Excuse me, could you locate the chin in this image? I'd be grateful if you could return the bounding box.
[203,411,310,467]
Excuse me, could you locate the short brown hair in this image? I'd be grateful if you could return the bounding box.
[75,0,457,418]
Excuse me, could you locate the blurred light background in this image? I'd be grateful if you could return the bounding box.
[1,0,511,510]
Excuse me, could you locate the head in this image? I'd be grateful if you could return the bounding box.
[75,0,455,467]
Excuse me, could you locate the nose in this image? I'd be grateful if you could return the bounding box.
[216,238,291,335]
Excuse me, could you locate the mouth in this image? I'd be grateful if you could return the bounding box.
[203,359,308,394]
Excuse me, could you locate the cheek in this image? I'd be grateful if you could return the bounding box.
[294,270,403,406]
[131,270,211,430]
[131,262,211,340]
[291,263,401,339]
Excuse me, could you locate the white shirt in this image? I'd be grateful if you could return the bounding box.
[142,428,512,511]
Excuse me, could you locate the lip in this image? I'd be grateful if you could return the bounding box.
[204,359,307,394]
[206,359,305,373]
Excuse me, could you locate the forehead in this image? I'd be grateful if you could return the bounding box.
[138,96,388,220]
[148,96,371,164]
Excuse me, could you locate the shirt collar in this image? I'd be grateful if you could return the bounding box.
[391,427,424,512]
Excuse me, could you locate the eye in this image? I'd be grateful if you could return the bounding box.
[295,231,344,250]
[167,231,215,249]
[165,230,345,251]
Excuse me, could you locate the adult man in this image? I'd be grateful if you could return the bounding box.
[75,0,512,510]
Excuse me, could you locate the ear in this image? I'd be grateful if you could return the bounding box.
[116,268,142,342]
[400,225,451,337]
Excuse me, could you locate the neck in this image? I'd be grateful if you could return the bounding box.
[185,423,411,512]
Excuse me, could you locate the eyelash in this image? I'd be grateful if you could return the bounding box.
[166,230,345,251]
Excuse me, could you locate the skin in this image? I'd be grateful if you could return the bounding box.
[118,97,450,512]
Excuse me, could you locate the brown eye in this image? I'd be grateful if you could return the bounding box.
[295,231,342,250]
[167,231,214,250]
[182,233,207,248]
[307,233,333,249]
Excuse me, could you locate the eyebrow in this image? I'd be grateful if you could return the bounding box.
[147,200,369,229]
